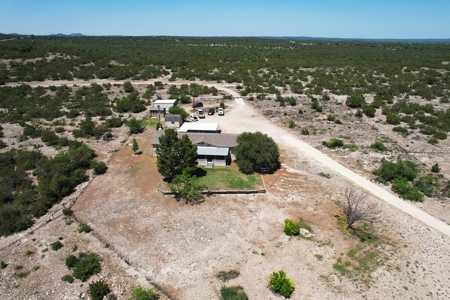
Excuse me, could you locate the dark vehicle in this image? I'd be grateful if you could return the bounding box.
[192,102,203,108]
[208,107,215,115]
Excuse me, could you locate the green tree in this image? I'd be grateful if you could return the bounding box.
[123,81,134,93]
[169,172,205,204]
[168,106,189,119]
[132,139,139,155]
[346,93,365,108]
[231,132,280,174]
[126,118,144,135]
[156,129,198,180]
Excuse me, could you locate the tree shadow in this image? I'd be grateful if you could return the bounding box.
[193,168,207,178]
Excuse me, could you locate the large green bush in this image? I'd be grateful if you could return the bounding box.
[373,158,419,183]
[72,253,102,282]
[269,270,295,298]
[322,138,344,149]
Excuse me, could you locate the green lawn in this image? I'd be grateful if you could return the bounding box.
[195,166,261,190]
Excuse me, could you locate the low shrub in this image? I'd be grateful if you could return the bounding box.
[1,261,7,269]
[50,241,63,251]
[301,128,309,135]
[72,253,102,282]
[322,138,344,149]
[431,163,441,173]
[62,274,74,284]
[284,219,300,236]
[77,223,92,233]
[392,179,424,202]
[129,286,159,300]
[217,270,240,282]
[62,208,73,216]
[91,161,108,175]
[220,286,248,300]
[370,141,387,151]
[88,279,110,300]
[269,270,295,298]
[65,254,79,269]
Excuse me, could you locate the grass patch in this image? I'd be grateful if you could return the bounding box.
[194,165,260,190]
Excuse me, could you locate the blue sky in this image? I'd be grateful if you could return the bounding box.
[1,0,449,38]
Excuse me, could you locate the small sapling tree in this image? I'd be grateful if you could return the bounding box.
[132,139,139,155]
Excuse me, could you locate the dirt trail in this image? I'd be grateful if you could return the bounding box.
[9,78,450,238]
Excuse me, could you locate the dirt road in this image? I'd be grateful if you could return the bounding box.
[206,91,450,239]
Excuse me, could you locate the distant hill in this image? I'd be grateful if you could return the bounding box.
[49,33,85,37]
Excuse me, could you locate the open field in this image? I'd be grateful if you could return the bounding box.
[1,37,450,299]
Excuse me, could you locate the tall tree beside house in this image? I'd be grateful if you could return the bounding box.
[232,131,280,174]
[156,129,198,180]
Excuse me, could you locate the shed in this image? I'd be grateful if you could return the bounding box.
[153,100,177,110]
[164,114,184,129]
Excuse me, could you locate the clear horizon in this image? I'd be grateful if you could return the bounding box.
[1,0,449,39]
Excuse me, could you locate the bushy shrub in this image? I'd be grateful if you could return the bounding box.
[431,163,440,173]
[284,219,300,236]
[269,270,295,298]
[91,161,107,175]
[414,175,438,197]
[88,279,110,300]
[301,128,309,135]
[392,179,424,202]
[393,126,408,135]
[1,260,7,269]
[129,286,159,300]
[346,94,365,108]
[77,223,92,233]
[362,105,376,118]
[50,241,63,251]
[370,141,387,151]
[288,120,295,128]
[322,138,344,149]
[72,253,101,282]
[65,254,78,269]
[61,274,74,283]
[373,159,419,183]
[220,286,248,300]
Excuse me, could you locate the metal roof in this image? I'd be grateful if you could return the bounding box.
[153,100,177,106]
[197,146,229,156]
[152,132,238,148]
[178,123,219,133]
[164,114,183,123]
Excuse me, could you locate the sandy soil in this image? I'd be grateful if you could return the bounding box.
[2,79,450,299]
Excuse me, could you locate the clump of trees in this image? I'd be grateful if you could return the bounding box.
[232,132,280,174]
[0,142,97,236]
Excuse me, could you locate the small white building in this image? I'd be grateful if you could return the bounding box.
[153,100,177,110]
[178,123,220,133]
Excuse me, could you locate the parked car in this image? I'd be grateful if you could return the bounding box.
[197,109,205,118]
[218,108,224,116]
[189,115,198,122]
[208,107,215,115]
[192,102,203,108]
